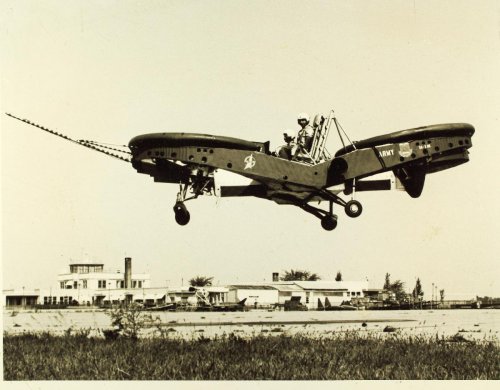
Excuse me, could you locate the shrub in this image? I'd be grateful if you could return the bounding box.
[106,303,146,339]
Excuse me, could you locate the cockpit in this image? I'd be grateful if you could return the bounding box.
[274,112,335,165]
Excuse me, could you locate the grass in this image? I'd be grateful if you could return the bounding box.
[3,331,499,380]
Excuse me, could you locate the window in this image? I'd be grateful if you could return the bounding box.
[138,281,142,288]
[82,280,87,289]
[132,281,137,288]
[322,292,344,297]
[60,282,65,289]
[74,281,78,289]
[98,280,106,289]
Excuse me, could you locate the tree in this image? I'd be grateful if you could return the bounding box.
[189,276,214,287]
[281,269,321,281]
[335,271,342,282]
[383,273,391,290]
[381,273,407,302]
[389,280,407,302]
[440,289,445,302]
[412,278,424,301]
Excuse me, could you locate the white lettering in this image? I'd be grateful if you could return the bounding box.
[378,150,394,158]
[418,144,431,150]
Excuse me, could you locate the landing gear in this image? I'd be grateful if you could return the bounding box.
[300,199,339,231]
[296,189,364,231]
[172,171,213,226]
[344,200,362,218]
[173,202,190,226]
[321,214,338,231]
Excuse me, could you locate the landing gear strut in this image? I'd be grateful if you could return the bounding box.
[298,190,364,231]
[172,172,213,226]
[300,200,339,231]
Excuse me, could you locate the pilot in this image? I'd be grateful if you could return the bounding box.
[278,113,315,160]
[294,112,315,159]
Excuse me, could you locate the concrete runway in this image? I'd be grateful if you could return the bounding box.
[3,308,499,341]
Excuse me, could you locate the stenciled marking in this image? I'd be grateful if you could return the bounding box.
[244,154,256,170]
[419,144,431,150]
[378,149,394,158]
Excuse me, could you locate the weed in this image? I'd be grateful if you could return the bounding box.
[106,303,146,339]
[3,332,498,380]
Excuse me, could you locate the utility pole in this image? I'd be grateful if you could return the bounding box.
[431,282,434,309]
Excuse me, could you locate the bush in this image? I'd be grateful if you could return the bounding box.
[106,303,146,339]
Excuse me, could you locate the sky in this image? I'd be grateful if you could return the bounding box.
[1,0,499,300]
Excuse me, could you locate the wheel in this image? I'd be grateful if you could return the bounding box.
[321,214,338,231]
[173,202,190,226]
[174,210,190,225]
[345,200,363,218]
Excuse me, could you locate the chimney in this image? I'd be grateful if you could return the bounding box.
[124,257,132,289]
[272,272,279,282]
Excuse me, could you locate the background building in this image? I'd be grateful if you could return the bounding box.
[4,260,370,310]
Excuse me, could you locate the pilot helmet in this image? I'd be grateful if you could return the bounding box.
[297,112,310,123]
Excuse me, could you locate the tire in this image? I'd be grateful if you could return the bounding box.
[173,202,190,225]
[321,215,338,231]
[345,200,363,218]
[174,210,190,225]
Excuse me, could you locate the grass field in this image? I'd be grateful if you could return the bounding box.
[3,331,499,380]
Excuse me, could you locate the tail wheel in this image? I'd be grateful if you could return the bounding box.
[321,214,338,231]
[345,200,363,218]
[173,202,190,226]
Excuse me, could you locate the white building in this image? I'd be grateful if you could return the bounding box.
[3,257,152,308]
[166,286,229,307]
[55,259,150,306]
[227,280,369,310]
[227,285,279,308]
[282,280,369,309]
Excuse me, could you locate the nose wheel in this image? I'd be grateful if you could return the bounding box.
[173,202,190,226]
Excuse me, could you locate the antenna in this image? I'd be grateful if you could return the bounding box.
[5,113,132,163]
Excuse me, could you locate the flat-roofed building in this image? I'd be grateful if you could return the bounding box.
[56,259,150,306]
[270,280,369,309]
[227,285,279,308]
